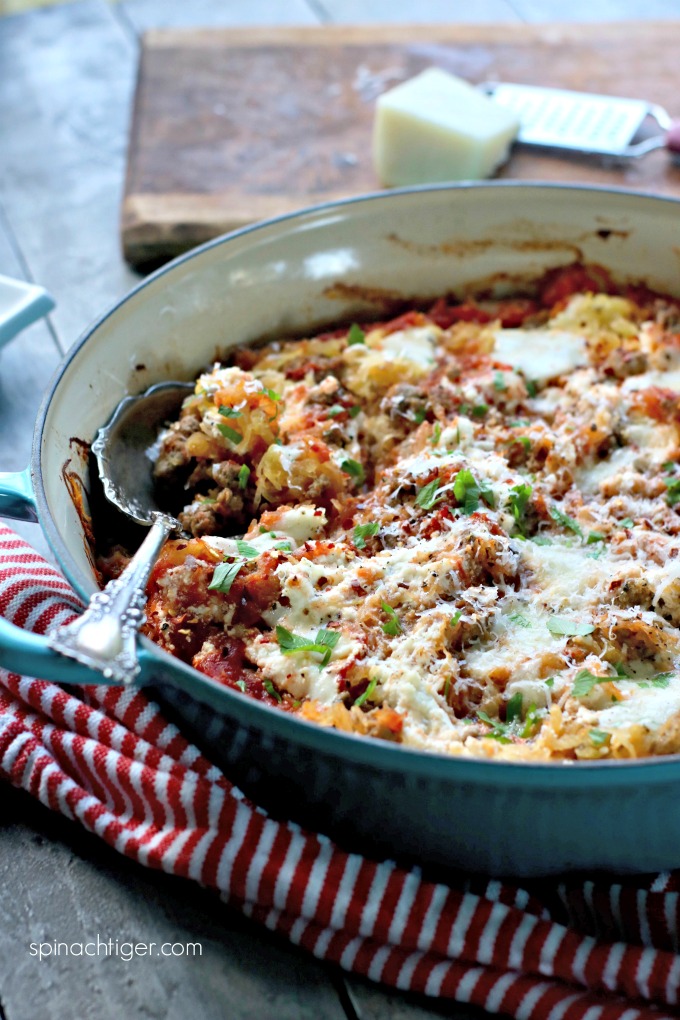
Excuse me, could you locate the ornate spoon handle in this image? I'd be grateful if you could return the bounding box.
[47,513,176,684]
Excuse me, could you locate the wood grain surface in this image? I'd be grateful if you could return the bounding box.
[123,20,680,268]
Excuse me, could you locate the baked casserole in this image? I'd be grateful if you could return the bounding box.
[101,264,680,762]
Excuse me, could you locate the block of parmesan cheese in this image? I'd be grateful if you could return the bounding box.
[373,68,521,186]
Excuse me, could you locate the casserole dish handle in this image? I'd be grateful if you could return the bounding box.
[0,616,127,685]
[0,467,138,685]
[0,468,39,521]
[0,276,54,352]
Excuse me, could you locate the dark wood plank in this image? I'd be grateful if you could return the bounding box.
[0,0,140,350]
[0,784,348,1020]
[122,20,680,269]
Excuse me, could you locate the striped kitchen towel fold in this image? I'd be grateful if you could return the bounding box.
[1,521,679,1020]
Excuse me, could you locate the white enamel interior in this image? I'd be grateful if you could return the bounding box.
[36,184,680,595]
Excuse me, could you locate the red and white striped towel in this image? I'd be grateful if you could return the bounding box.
[2,522,680,1020]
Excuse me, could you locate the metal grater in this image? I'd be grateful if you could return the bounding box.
[481,82,680,162]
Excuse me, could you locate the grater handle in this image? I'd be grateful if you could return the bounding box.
[666,120,680,153]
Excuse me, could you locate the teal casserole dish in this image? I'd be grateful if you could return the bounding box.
[2,183,680,877]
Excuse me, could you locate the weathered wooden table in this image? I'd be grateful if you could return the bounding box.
[1,1,678,1017]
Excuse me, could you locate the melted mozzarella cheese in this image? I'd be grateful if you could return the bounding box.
[206,530,289,557]
[271,505,328,544]
[367,611,457,736]
[494,328,588,383]
[252,551,362,701]
[464,601,563,688]
[344,326,439,393]
[379,326,438,369]
[519,540,611,609]
[575,447,640,492]
[596,676,680,731]
[254,533,468,714]
[623,369,680,393]
[206,505,328,558]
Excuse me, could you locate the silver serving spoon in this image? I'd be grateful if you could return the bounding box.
[47,381,193,684]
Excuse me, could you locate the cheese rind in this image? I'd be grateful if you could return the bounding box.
[373,68,520,186]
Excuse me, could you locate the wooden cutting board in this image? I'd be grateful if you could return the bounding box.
[122,22,680,271]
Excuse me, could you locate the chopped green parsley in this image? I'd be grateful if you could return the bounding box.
[347,323,365,346]
[476,711,511,743]
[548,504,583,538]
[507,483,532,533]
[664,477,680,506]
[505,692,523,723]
[453,469,495,514]
[572,669,612,698]
[208,560,243,594]
[637,673,674,689]
[276,625,340,668]
[216,423,243,445]
[415,478,444,511]
[341,459,365,484]
[572,668,674,699]
[354,522,380,549]
[354,677,377,708]
[521,704,541,739]
[477,694,540,743]
[236,540,259,559]
[381,603,402,636]
[263,679,282,702]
